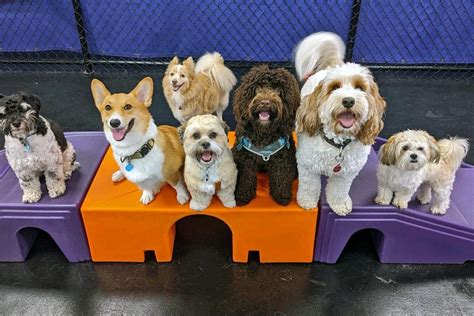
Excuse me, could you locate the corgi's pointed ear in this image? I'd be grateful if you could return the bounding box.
[91,79,111,109]
[183,57,195,70]
[131,77,154,107]
[170,56,179,65]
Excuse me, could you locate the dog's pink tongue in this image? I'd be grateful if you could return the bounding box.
[259,111,270,121]
[338,112,355,128]
[202,151,212,162]
[112,128,126,141]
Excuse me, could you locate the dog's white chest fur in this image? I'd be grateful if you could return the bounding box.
[377,164,424,190]
[171,92,185,122]
[297,133,370,177]
[5,119,61,173]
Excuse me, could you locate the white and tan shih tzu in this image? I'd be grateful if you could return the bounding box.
[294,32,386,216]
[375,130,469,215]
[179,114,237,211]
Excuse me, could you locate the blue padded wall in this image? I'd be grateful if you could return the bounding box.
[352,0,472,64]
[79,0,352,61]
[0,0,80,53]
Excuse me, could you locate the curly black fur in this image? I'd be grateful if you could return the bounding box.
[231,65,300,206]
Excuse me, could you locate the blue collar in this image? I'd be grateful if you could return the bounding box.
[236,135,290,161]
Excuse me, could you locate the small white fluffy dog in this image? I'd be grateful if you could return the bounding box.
[179,114,237,211]
[294,32,386,215]
[0,93,80,203]
[375,130,469,215]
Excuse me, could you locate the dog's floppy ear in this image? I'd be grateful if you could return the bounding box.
[219,118,230,135]
[91,79,111,109]
[424,132,441,164]
[379,136,397,166]
[358,78,386,145]
[130,77,154,107]
[295,84,323,136]
[177,122,187,144]
[23,94,42,112]
[183,57,195,70]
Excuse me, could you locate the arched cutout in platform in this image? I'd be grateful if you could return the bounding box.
[337,228,385,263]
[16,227,68,261]
[172,215,233,262]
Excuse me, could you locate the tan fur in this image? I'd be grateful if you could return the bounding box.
[357,80,386,145]
[155,125,185,186]
[296,84,325,136]
[162,53,236,123]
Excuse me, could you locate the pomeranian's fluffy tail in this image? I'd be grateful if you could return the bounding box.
[195,52,237,93]
[438,137,469,172]
[294,32,346,81]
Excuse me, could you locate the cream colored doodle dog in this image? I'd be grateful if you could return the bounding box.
[179,114,237,211]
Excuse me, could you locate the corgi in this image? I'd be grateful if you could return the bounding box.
[91,77,190,205]
[162,52,237,123]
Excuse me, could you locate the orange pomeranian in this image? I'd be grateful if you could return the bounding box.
[162,52,237,123]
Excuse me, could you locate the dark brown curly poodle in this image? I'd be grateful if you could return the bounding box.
[232,65,300,206]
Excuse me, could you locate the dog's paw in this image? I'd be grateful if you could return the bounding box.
[297,196,318,210]
[72,161,81,171]
[416,194,431,205]
[430,205,447,215]
[235,190,254,206]
[329,198,352,216]
[190,199,208,211]
[140,191,155,205]
[22,191,42,203]
[392,197,409,210]
[222,199,236,208]
[273,193,292,206]
[375,195,391,205]
[176,190,190,205]
[112,170,125,183]
[49,187,66,199]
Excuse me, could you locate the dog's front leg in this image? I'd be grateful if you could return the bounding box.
[296,165,321,210]
[268,159,294,206]
[45,167,66,199]
[392,187,416,210]
[217,182,236,208]
[234,155,257,206]
[416,182,432,205]
[18,175,42,203]
[375,185,393,205]
[326,175,354,216]
[189,190,213,211]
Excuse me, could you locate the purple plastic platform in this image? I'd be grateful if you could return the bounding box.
[0,132,108,262]
[315,137,474,264]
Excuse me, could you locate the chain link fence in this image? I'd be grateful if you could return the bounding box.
[0,0,472,79]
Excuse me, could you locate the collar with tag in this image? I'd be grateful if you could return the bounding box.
[120,138,155,172]
[322,134,352,173]
[17,131,36,152]
[236,135,290,161]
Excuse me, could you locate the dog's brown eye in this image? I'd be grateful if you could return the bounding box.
[180,74,185,78]
[124,104,132,110]
[209,132,217,139]
[170,72,175,76]
[417,147,424,151]
[355,85,365,91]
[192,132,200,140]
[105,105,112,111]
[402,145,409,151]
[331,84,340,91]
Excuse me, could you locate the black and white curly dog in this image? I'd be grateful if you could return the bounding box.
[232,65,300,206]
[0,94,80,203]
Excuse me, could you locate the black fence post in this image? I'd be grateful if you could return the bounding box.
[345,0,362,62]
[72,0,93,73]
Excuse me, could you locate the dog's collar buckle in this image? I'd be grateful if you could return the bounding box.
[323,135,351,173]
[237,136,289,161]
[19,132,35,153]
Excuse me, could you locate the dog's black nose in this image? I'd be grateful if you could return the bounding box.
[109,119,121,128]
[172,79,178,85]
[12,120,21,128]
[260,99,270,106]
[410,153,418,160]
[342,97,355,108]
[201,142,210,149]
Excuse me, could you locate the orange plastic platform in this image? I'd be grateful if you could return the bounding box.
[81,132,318,263]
